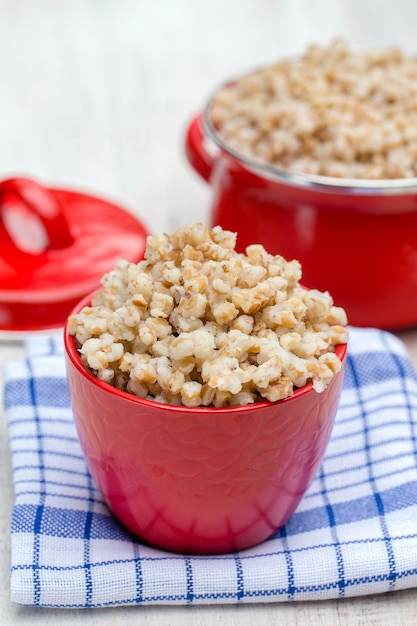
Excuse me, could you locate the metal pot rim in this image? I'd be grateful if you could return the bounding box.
[202,68,417,196]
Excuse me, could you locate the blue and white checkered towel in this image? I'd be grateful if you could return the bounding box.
[4,327,417,608]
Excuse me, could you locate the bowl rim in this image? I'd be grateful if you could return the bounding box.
[203,64,417,196]
[64,293,348,415]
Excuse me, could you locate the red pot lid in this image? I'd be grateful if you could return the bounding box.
[0,176,149,333]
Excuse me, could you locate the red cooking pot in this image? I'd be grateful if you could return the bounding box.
[185,111,417,330]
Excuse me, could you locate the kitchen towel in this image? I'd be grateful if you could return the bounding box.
[4,327,417,608]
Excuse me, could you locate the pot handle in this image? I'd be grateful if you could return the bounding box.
[0,177,74,260]
[184,113,217,183]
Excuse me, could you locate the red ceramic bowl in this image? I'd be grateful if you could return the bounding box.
[185,109,417,330]
[64,293,347,555]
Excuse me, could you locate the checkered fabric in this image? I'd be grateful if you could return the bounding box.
[4,327,417,608]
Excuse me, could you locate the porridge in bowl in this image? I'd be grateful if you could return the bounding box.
[68,222,348,407]
[65,223,348,553]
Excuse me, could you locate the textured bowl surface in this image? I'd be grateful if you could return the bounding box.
[65,307,347,554]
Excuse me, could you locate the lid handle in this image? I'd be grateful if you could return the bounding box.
[0,177,74,257]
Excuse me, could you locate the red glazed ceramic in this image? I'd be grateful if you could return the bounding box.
[185,112,417,330]
[64,293,347,555]
[0,176,148,333]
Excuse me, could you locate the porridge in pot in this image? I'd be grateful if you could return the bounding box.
[210,39,417,179]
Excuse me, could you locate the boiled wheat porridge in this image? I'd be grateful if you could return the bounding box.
[210,39,417,179]
[68,223,348,407]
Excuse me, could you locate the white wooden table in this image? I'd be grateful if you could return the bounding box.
[1,1,417,623]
